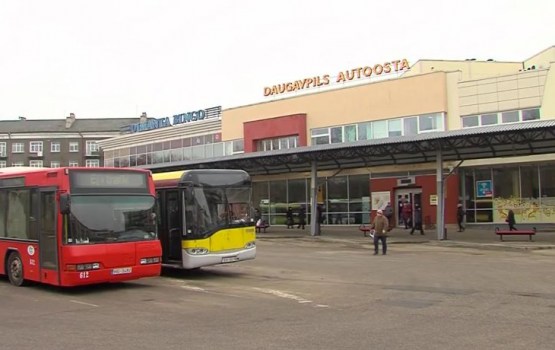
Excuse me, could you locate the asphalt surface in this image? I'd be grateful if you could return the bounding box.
[2,231,555,350]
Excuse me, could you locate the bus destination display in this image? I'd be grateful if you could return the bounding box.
[70,171,147,189]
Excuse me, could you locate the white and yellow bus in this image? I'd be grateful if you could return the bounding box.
[152,169,256,269]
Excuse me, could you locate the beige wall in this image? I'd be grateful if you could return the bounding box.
[405,60,522,81]
[458,69,549,117]
[540,66,555,118]
[222,72,448,141]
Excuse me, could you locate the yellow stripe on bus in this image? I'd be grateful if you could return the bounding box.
[152,170,186,182]
[182,227,256,252]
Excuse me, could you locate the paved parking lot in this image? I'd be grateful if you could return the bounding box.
[1,238,555,350]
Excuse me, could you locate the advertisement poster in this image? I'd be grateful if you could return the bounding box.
[476,180,493,198]
[371,191,391,211]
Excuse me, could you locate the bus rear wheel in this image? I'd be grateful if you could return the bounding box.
[7,252,25,287]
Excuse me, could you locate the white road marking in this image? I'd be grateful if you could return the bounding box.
[253,287,325,307]
[70,300,99,307]
[181,285,206,292]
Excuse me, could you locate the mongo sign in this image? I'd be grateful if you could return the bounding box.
[263,59,410,97]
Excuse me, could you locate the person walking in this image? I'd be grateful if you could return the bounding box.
[383,202,393,230]
[456,204,465,232]
[506,209,517,231]
[297,207,306,230]
[410,204,425,235]
[402,202,412,229]
[286,207,294,229]
[371,209,389,255]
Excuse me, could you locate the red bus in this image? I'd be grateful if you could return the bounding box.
[0,167,162,287]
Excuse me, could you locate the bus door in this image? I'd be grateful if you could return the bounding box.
[162,190,182,262]
[36,188,59,283]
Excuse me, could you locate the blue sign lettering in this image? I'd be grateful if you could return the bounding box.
[128,108,215,133]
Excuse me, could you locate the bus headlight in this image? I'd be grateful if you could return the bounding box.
[245,241,256,249]
[186,248,209,255]
[140,257,161,265]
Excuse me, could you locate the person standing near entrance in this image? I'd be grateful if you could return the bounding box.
[371,209,389,255]
[410,204,425,235]
[506,209,517,231]
[456,204,465,232]
[402,202,412,229]
[286,207,294,229]
[383,202,393,230]
[297,207,306,230]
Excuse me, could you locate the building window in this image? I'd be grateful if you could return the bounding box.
[372,120,388,139]
[481,114,498,126]
[12,162,24,166]
[357,122,372,140]
[311,128,330,145]
[403,117,418,135]
[462,115,479,128]
[86,159,100,167]
[501,111,519,123]
[51,142,61,153]
[232,139,244,153]
[29,141,43,153]
[50,161,61,168]
[86,141,99,155]
[12,143,24,153]
[69,161,79,167]
[69,142,79,152]
[462,108,541,128]
[0,142,6,157]
[255,136,299,152]
[311,112,445,145]
[388,119,402,137]
[0,161,6,168]
[522,108,540,121]
[330,127,343,143]
[29,160,43,167]
[418,113,444,132]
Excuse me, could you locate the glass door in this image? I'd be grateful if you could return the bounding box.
[394,188,422,228]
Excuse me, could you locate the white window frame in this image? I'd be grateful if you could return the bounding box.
[69,142,79,152]
[69,161,79,167]
[12,162,24,167]
[85,159,100,167]
[12,143,24,153]
[29,141,43,153]
[0,160,6,168]
[51,142,61,153]
[29,160,43,167]
[86,141,99,155]
[0,142,6,157]
[50,161,61,168]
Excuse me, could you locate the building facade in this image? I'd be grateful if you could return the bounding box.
[98,46,555,227]
[0,114,137,169]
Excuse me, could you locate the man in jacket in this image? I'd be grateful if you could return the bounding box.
[371,209,389,255]
[410,204,425,235]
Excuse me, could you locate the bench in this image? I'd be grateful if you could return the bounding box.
[495,227,536,241]
[256,223,270,233]
[359,225,374,237]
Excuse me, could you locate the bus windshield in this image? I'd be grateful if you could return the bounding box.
[67,195,157,244]
[185,186,253,238]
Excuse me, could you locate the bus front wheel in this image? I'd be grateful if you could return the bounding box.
[7,252,25,287]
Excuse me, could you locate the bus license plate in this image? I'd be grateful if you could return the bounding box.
[222,256,239,263]
[112,267,132,275]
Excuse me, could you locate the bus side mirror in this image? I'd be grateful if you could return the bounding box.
[60,194,70,214]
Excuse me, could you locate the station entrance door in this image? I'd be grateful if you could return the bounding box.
[394,188,422,228]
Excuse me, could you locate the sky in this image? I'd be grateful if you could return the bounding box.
[0,0,554,120]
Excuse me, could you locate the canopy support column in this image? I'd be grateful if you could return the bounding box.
[310,161,320,236]
[436,149,446,240]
